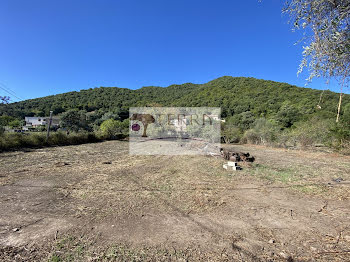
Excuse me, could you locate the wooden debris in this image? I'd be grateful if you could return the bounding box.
[220,148,255,162]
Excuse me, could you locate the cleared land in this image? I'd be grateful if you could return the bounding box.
[0,141,350,261]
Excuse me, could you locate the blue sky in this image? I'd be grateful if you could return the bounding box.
[0,0,345,102]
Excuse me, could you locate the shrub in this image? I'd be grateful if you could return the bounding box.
[99,119,128,139]
[8,119,21,128]
[242,118,279,145]
[289,117,333,148]
[221,124,242,143]
[0,131,101,152]
[242,129,260,144]
[328,122,350,150]
[49,132,68,145]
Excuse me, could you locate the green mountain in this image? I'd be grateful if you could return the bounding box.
[0,76,348,128]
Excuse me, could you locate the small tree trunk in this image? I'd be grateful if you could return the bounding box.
[336,93,342,123]
[336,74,347,123]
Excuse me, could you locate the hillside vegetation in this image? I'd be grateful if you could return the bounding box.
[0,76,349,152]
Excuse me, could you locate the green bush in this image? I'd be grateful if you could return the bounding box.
[242,118,279,145]
[221,124,242,143]
[289,117,333,148]
[49,132,68,145]
[8,119,21,128]
[0,131,102,152]
[99,119,128,139]
[328,122,350,151]
[242,129,260,144]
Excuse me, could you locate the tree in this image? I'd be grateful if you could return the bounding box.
[100,119,128,139]
[243,118,279,145]
[227,111,256,130]
[8,119,21,128]
[60,110,89,132]
[222,123,242,143]
[285,0,350,80]
[284,0,350,121]
[0,96,10,104]
[342,102,350,127]
[0,115,16,126]
[275,102,301,128]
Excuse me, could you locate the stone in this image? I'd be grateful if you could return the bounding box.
[227,161,238,167]
[54,162,70,167]
[224,164,241,171]
[279,252,288,259]
[310,246,317,252]
[268,239,275,244]
[332,177,344,183]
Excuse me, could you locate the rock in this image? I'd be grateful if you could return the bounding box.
[102,161,112,164]
[223,163,241,171]
[227,161,238,167]
[332,177,344,183]
[268,239,275,244]
[12,228,19,232]
[279,252,289,259]
[54,162,70,167]
[310,246,317,252]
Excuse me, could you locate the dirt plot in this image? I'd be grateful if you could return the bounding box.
[0,141,350,261]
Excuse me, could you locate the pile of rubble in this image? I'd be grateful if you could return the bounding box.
[220,148,255,171]
[220,148,255,162]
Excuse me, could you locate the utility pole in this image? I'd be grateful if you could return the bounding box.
[46,111,53,142]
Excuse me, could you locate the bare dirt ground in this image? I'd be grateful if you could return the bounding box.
[0,141,350,261]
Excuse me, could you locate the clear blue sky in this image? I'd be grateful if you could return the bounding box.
[0,0,345,102]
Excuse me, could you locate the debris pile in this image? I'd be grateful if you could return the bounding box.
[220,148,255,162]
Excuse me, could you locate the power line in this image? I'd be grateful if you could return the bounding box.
[0,82,23,100]
[0,83,23,101]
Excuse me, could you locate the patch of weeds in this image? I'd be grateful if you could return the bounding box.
[219,170,232,178]
[48,255,61,262]
[48,235,88,262]
[103,245,147,261]
[251,164,302,183]
[167,167,178,175]
[102,244,199,261]
[292,184,328,195]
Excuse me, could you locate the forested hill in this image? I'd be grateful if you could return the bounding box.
[1,76,349,125]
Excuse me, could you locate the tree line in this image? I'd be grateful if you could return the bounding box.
[0,76,349,152]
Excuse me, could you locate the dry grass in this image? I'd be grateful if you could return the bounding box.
[1,141,350,261]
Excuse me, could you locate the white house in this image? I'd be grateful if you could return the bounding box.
[24,116,60,129]
[25,117,47,127]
